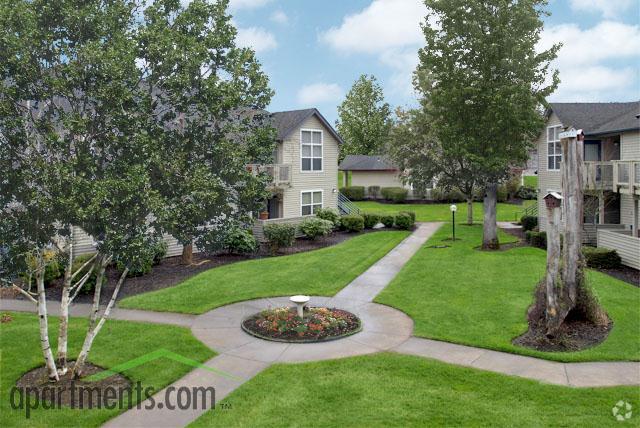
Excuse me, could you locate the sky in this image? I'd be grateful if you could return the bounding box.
[229,0,640,124]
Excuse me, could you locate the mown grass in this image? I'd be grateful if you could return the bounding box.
[190,353,639,427]
[376,223,640,362]
[119,231,409,314]
[0,312,214,427]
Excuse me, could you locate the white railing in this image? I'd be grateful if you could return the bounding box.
[247,164,291,187]
[612,160,640,194]
[582,161,613,190]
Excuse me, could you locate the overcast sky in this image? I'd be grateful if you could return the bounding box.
[229,0,640,123]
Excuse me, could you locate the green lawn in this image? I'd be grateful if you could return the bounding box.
[0,312,214,427]
[190,353,639,427]
[355,200,535,223]
[376,224,640,362]
[119,231,409,314]
[523,175,538,187]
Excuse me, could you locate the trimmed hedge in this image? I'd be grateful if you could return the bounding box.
[583,246,622,269]
[381,187,408,203]
[399,210,416,223]
[316,208,340,226]
[298,217,333,240]
[431,188,466,202]
[340,214,364,232]
[362,212,381,229]
[342,186,365,201]
[368,186,381,199]
[520,215,538,232]
[380,214,395,228]
[224,227,258,254]
[525,231,547,249]
[394,212,415,230]
[264,223,296,254]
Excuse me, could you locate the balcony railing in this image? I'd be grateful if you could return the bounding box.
[247,164,291,187]
[612,160,640,195]
[582,161,613,191]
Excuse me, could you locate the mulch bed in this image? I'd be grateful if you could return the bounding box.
[599,266,639,288]
[16,362,131,409]
[5,230,379,305]
[513,319,613,353]
[242,307,362,343]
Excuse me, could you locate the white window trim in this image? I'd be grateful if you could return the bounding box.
[547,125,562,171]
[300,189,323,216]
[300,128,324,173]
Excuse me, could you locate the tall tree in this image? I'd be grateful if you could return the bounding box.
[336,74,392,161]
[140,0,275,265]
[418,0,559,248]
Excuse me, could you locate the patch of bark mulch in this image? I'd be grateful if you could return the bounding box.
[513,318,613,353]
[598,266,640,288]
[16,362,131,409]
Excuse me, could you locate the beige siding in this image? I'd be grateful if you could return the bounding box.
[620,194,640,229]
[279,115,339,218]
[621,130,640,160]
[72,226,97,256]
[597,229,640,269]
[350,171,406,190]
[537,112,563,231]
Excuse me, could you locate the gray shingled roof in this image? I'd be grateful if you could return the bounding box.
[549,101,639,136]
[270,108,344,144]
[339,155,398,171]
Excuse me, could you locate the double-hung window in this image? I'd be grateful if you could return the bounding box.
[301,190,322,216]
[547,126,562,171]
[301,130,322,171]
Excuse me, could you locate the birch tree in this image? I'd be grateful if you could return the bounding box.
[417,0,560,248]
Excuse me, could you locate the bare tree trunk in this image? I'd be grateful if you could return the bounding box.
[35,263,59,382]
[466,198,473,225]
[181,243,193,265]
[544,204,563,334]
[482,183,499,249]
[73,259,127,378]
[57,234,74,374]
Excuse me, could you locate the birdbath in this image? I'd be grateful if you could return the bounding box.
[290,295,310,319]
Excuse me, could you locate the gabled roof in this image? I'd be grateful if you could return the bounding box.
[339,155,398,171]
[270,108,344,144]
[548,102,639,136]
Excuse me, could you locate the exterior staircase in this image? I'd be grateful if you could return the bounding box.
[338,192,361,215]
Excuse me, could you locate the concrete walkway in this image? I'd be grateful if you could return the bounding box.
[2,222,639,428]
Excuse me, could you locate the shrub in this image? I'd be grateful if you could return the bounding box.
[362,212,381,229]
[224,227,258,254]
[152,241,168,265]
[22,249,62,287]
[394,212,415,230]
[432,188,465,202]
[399,210,416,223]
[367,186,381,199]
[72,253,99,294]
[264,223,296,254]
[516,185,537,200]
[505,175,521,199]
[381,187,408,203]
[298,218,333,240]
[117,240,168,277]
[380,214,395,228]
[520,215,538,232]
[340,214,364,232]
[525,231,547,249]
[497,185,508,202]
[583,246,622,269]
[316,208,340,226]
[342,186,365,201]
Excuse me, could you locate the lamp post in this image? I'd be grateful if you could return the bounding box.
[450,204,457,241]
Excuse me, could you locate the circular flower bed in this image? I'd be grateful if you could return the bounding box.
[242,307,362,343]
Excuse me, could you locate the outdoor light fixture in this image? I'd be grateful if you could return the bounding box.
[450,204,457,241]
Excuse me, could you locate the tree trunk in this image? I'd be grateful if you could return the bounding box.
[482,183,499,249]
[181,242,193,265]
[544,205,563,334]
[36,263,59,382]
[57,235,74,374]
[466,198,473,225]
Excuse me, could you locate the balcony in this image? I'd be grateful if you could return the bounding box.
[582,161,613,191]
[612,160,640,195]
[247,163,291,188]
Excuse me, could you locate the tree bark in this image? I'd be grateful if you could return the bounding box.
[482,183,499,249]
[57,235,74,374]
[36,261,59,382]
[544,205,563,334]
[181,242,193,265]
[466,198,474,225]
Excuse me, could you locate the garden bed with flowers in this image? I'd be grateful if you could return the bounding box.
[241,307,362,343]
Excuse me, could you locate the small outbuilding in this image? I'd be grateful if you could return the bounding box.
[339,155,417,198]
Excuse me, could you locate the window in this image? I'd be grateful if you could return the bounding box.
[301,190,322,216]
[547,126,562,171]
[301,130,322,171]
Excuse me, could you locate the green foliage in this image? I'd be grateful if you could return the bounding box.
[315,208,340,226]
[298,218,334,240]
[525,231,547,249]
[380,214,396,228]
[362,212,381,229]
[72,254,99,294]
[496,185,508,202]
[336,75,392,161]
[520,216,538,232]
[431,188,466,202]
[117,239,167,277]
[367,186,381,199]
[505,176,521,199]
[224,227,258,255]
[394,212,415,230]
[582,247,622,269]
[340,214,364,233]
[22,250,62,287]
[342,186,365,201]
[517,186,537,200]
[380,187,408,203]
[398,211,416,223]
[264,224,296,254]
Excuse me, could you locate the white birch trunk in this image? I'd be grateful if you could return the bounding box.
[482,183,499,249]
[35,261,59,382]
[57,233,73,374]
